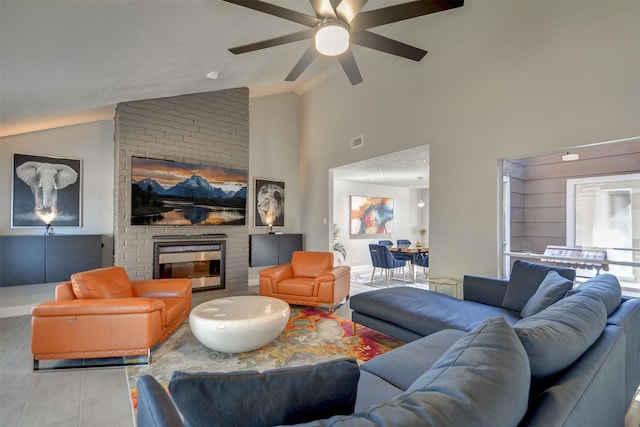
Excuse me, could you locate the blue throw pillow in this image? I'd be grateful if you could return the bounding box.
[565,273,621,315]
[168,358,360,427]
[520,271,574,317]
[502,260,576,312]
[514,291,607,378]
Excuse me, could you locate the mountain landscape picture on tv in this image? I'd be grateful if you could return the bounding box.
[131,156,247,226]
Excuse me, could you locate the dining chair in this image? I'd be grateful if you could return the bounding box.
[396,239,411,248]
[393,239,413,265]
[368,244,406,286]
[378,240,393,247]
[413,253,429,277]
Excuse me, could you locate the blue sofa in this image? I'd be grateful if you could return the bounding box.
[136,262,640,426]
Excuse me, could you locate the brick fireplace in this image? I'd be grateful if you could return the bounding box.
[113,88,249,295]
[153,237,226,291]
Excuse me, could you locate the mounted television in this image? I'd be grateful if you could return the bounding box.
[130,156,247,226]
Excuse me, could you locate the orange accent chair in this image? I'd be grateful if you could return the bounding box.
[31,266,192,369]
[259,251,350,312]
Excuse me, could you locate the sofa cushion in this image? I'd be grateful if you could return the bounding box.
[502,260,576,312]
[354,371,403,413]
[514,290,607,378]
[278,278,315,296]
[520,271,574,317]
[296,318,530,427]
[360,329,466,391]
[71,266,133,299]
[136,375,183,427]
[169,358,360,427]
[565,274,622,316]
[291,251,334,277]
[350,286,522,336]
[162,297,186,327]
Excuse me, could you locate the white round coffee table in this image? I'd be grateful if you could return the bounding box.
[189,295,290,353]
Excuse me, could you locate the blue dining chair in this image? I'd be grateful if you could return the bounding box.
[379,240,408,264]
[369,244,406,286]
[396,239,411,248]
[393,239,413,264]
[413,253,429,277]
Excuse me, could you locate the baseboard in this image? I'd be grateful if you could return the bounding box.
[0,304,33,318]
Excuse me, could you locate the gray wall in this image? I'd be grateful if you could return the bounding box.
[298,1,640,280]
[0,121,115,316]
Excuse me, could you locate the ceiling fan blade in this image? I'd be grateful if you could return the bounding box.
[285,46,319,81]
[351,31,427,61]
[229,29,316,54]
[310,0,337,19]
[337,50,363,85]
[350,0,464,32]
[335,0,368,23]
[223,0,321,27]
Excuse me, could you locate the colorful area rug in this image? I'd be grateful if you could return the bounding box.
[126,307,403,409]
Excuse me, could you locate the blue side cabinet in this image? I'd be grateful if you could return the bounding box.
[0,235,103,286]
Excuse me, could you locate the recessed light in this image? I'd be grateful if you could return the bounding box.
[206,71,219,80]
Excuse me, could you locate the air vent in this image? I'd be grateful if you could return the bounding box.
[351,135,364,149]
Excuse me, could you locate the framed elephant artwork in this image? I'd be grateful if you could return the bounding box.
[254,178,285,228]
[12,153,82,228]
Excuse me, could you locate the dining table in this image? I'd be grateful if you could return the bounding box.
[389,246,429,281]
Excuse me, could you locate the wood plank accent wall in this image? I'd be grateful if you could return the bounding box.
[514,141,640,254]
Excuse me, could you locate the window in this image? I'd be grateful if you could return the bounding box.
[499,139,640,293]
[567,173,639,280]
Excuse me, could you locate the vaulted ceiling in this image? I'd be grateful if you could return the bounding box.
[0,0,464,137]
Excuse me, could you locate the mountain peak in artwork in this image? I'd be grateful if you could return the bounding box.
[135,177,166,195]
[135,174,246,200]
[166,175,230,199]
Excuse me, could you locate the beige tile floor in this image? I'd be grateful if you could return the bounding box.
[1,267,638,427]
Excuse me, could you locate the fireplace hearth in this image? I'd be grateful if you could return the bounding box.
[153,238,225,291]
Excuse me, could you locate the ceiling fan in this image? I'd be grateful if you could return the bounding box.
[223,0,464,85]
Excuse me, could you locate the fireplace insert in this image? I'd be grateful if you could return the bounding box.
[153,240,225,291]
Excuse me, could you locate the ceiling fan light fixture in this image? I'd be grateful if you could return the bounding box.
[315,21,349,56]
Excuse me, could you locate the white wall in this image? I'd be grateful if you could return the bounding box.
[333,179,426,267]
[248,92,301,279]
[300,1,640,281]
[0,120,115,316]
[249,92,301,234]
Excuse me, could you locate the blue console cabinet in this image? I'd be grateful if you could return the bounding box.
[0,235,103,286]
[249,234,303,267]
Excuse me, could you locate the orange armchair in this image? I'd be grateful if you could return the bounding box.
[259,251,350,312]
[31,266,191,369]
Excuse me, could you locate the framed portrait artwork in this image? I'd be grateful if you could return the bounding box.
[12,153,82,228]
[350,195,394,236]
[254,179,285,227]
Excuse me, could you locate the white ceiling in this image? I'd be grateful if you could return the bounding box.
[0,0,461,137]
[0,0,452,187]
[333,145,430,188]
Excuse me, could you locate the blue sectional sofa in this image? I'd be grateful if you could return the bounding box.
[136,261,640,427]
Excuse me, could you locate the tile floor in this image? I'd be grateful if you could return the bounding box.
[1,267,638,427]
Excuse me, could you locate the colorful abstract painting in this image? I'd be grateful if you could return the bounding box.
[350,195,394,236]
